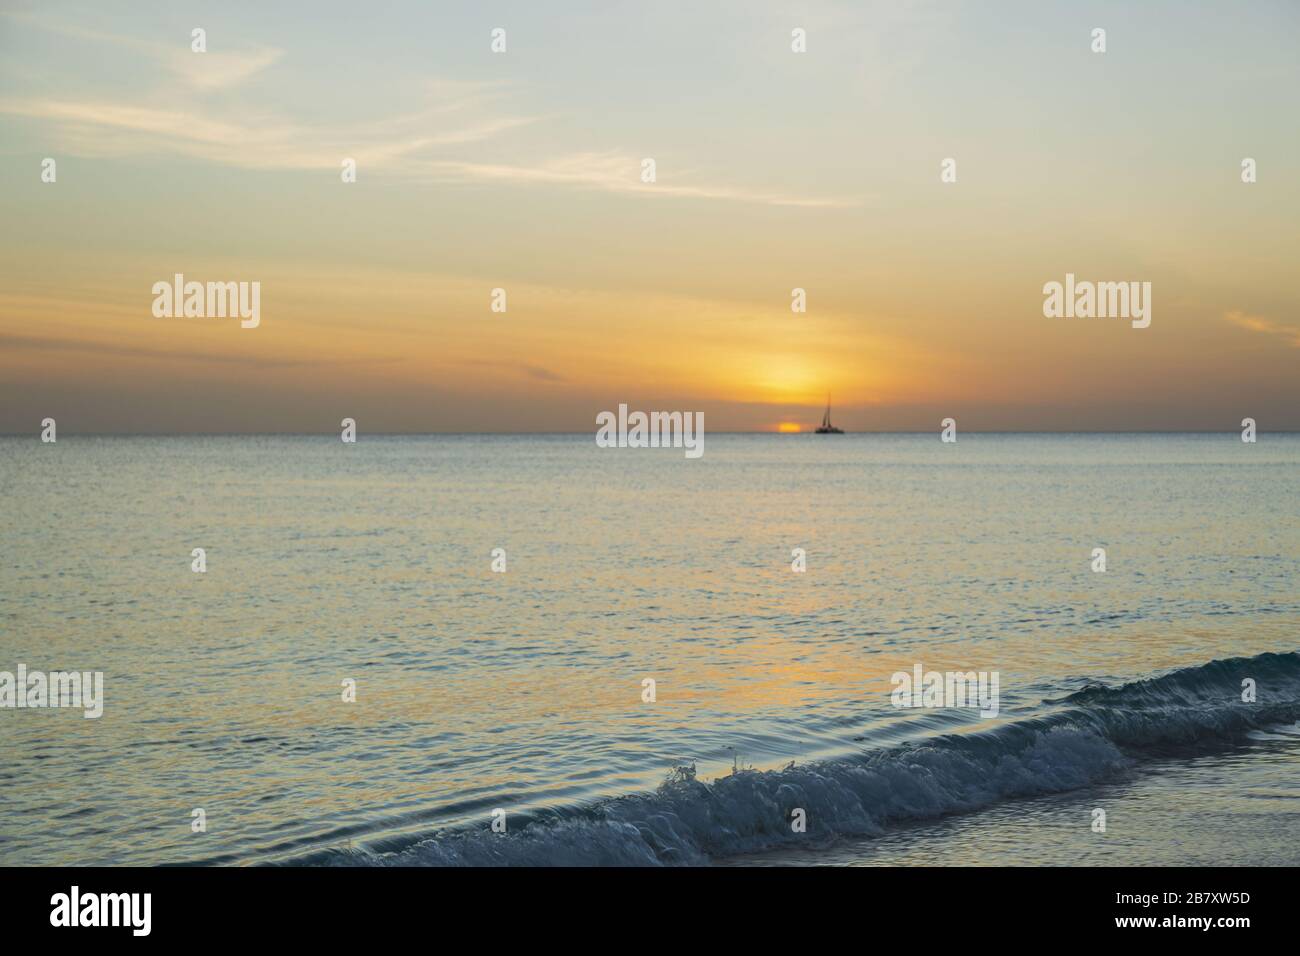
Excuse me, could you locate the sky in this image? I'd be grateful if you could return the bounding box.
[1,0,1297,433]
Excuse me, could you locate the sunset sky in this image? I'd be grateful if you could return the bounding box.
[1,0,1297,432]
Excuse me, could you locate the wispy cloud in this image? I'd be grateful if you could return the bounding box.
[0,10,487,170]
[466,360,567,383]
[2,96,856,206]
[423,151,861,208]
[1225,310,1300,347]
[0,332,398,368]
[0,97,534,170]
[0,10,857,207]
[167,46,284,92]
[2,9,282,91]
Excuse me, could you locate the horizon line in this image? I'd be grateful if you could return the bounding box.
[5,430,1297,438]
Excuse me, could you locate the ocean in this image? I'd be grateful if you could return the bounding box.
[1,433,1297,866]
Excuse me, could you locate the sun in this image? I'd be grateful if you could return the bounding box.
[777,422,802,433]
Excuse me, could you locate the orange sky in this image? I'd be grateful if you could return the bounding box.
[2,2,1297,432]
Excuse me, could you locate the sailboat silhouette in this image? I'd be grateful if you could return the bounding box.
[815,395,844,433]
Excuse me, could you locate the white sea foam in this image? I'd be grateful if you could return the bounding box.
[304,652,1300,867]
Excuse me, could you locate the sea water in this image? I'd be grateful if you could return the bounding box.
[1,434,1297,865]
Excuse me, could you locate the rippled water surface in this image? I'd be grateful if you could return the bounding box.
[2,434,1297,865]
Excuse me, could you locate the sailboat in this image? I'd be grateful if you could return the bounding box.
[815,395,844,434]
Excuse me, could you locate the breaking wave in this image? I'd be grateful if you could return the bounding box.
[293,651,1300,866]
